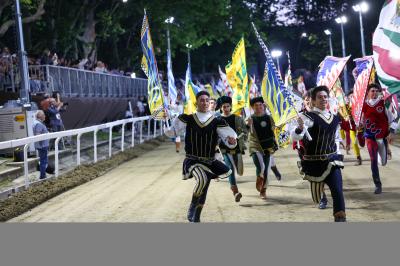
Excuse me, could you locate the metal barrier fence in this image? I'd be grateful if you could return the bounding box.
[27,65,148,98]
[0,115,164,195]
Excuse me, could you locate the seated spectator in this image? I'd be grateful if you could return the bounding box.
[33,110,49,179]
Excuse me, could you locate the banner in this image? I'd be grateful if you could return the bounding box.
[317,56,351,90]
[225,38,249,114]
[218,65,233,96]
[329,79,349,119]
[351,56,374,127]
[183,63,201,114]
[167,45,177,105]
[252,23,297,127]
[140,11,166,119]
[261,62,298,128]
[373,0,400,94]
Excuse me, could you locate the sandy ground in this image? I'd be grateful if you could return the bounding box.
[9,141,400,222]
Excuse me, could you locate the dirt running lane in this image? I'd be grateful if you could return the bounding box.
[10,142,400,222]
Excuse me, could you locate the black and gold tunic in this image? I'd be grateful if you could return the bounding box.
[248,114,277,155]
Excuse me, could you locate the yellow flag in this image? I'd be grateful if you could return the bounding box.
[225,38,249,114]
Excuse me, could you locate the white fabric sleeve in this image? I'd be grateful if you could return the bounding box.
[164,117,186,138]
[335,125,342,154]
[385,105,395,125]
[290,113,314,141]
[217,126,238,149]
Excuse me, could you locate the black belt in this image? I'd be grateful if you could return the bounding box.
[186,155,215,162]
[303,152,337,161]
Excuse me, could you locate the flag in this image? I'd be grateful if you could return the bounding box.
[284,51,293,91]
[317,56,351,90]
[167,46,177,105]
[140,11,166,119]
[296,75,306,96]
[261,62,297,128]
[252,22,299,148]
[351,56,374,127]
[225,38,249,114]
[373,0,400,94]
[218,65,233,96]
[252,23,297,127]
[249,75,259,98]
[329,79,349,119]
[183,63,201,114]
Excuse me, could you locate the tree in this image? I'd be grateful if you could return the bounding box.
[0,0,46,37]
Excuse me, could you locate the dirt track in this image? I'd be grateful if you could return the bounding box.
[9,141,400,222]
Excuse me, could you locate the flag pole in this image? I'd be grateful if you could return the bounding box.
[251,22,312,141]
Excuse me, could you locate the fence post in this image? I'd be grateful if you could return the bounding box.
[121,122,125,152]
[109,126,113,158]
[94,129,98,163]
[77,133,82,166]
[131,121,135,147]
[140,121,143,143]
[147,118,151,140]
[55,137,61,177]
[23,144,30,189]
[153,119,157,138]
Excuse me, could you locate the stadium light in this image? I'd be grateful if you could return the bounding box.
[324,30,333,56]
[271,50,283,77]
[352,2,369,13]
[165,17,175,24]
[335,16,347,24]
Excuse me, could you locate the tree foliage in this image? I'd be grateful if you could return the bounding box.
[0,0,383,77]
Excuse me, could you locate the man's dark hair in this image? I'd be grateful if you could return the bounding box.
[196,90,210,100]
[311,86,329,100]
[367,83,382,93]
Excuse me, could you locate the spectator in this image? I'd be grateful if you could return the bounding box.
[95,61,107,73]
[137,95,146,117]
[33,110,49,179]
[47,97,64,132]
[40,49,53,65]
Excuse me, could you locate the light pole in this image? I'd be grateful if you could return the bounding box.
[324,29,333,56]
[186,43,192,66]
[165,17,174,61]
[14,0,30,104]
[271,50,283,77]
[296,32,307,67]
[353,1,369,57]
[335,16,349,93]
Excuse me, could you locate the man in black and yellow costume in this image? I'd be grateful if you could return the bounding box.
[165,91,237,223]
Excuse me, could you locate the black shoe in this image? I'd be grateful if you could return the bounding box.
[374,186,382,194]
[192,205,203,223]
[334,217,347,222]
[187,204,195,222]
[319,200,328,209]
[271,166,282,181]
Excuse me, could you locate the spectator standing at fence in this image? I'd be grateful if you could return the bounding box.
[137,96,146,116]
[33,110,49,179]
[48,98,64,132]
[95,61,107,73]
[40,49,53,65]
